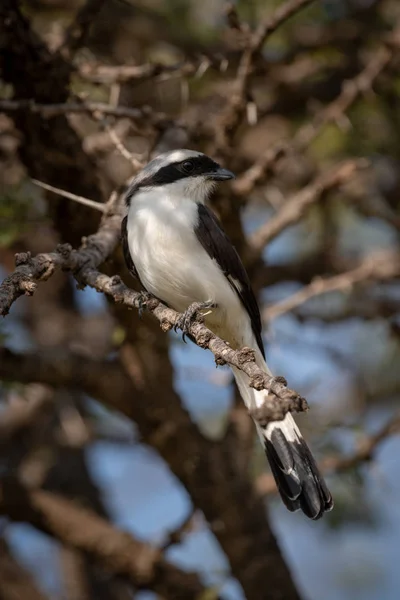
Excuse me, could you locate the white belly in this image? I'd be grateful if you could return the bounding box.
[126,194,253,348]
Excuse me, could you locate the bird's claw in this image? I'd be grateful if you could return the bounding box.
[174,301,216,342]
[138,291,151,319]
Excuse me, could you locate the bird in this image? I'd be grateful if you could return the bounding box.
[121,148,333,519]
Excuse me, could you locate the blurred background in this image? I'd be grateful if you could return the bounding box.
[1,0,400,599]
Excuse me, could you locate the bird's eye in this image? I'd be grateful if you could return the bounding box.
[181,160,195,173]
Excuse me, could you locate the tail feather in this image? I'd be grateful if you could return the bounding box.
[262,416,333,520]
[232,364,333,520]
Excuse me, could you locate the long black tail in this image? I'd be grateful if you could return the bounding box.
[260,413,333,520]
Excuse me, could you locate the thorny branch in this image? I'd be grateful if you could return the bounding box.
[0,236,307,423]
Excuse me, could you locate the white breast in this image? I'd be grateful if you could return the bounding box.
[127,188,253,348]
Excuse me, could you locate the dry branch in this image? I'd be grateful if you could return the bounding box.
[0,479,209,599]
[233,37,396,195]
[0,99,171,128]
[249,159,366,254]
[264,251,400,322]
[78,60,201,84]
[323,413,400,472]
[0,348,137,419]
[32,179,107,213]
[215,0,315,152]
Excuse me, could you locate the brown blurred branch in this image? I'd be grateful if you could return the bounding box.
[78,60,203,84]
[234,37,396,195]
[293,295,400,323]
[0,479,210,599]
[324,413,400,472]
[0,538,50,600]
[0,348,139,420]
[248,159,366,254]
[0,99,170,129]
[264,250,400,322]
[215,0,314,152]
[256,413,400,496]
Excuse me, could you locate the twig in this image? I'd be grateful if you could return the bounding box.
[0,99,171,128]
[214,0,315,152]
[256,413,400,497]
[234,40,395,195]
[78,61,197,84]
[77,51,239,85]
[249,159,366,254]
[263,251,400,322]
[99,121,144,170]
[105,124,140,166]
[31,179,107,213]
[87,102,146,169]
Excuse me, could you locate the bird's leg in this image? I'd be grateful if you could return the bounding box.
[174,300,216,342]
[137,291,152,319]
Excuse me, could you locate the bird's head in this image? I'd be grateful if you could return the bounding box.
[125,149,235,205]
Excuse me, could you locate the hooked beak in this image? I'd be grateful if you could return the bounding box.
[206,167,236,181]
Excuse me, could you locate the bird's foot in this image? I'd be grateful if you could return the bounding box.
[174,301,216,342]
[137,291,152,318]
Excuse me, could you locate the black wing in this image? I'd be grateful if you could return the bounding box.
[194,204,264,358]
[121,215,141,283]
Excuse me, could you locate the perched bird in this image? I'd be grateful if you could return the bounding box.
[122,149,333,519]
